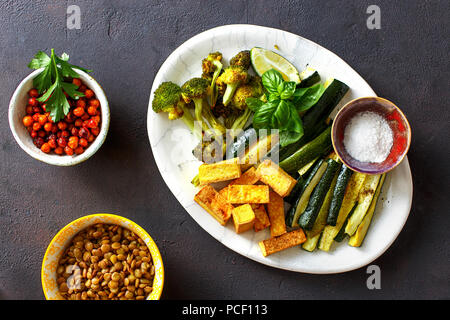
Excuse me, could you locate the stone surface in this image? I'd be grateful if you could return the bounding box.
[0,0,448,299]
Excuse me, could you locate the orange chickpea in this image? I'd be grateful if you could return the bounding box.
[44,122,53,132]
[68,136,79,149]
[89,99,100,108]
[26,105,33,114]
[74,146,84,155]
[57,122,68,130]
[72,78,82,87]
[48,139,57,149]
[23,116,33,127]
[38,115,47,125]
[84,89,94,99]
[54,147,64,155]
[64,146,74,155]
[74,119,83,127]
[41,143,51,153]
[76,99,86,109]
[87,134,95,143]
[32,122,41,131]
[73,107,85,117]
[79,138,88,147]
[90,127,100,136]
[87,106,97,116]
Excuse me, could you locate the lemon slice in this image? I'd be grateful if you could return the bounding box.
[250,47,301,84]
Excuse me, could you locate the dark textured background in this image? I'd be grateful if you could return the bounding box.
[0,0,449,300]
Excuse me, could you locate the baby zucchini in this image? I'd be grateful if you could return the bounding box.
[298,159,341,230]
[279,126,332,175]
[348,174,386,247]
[327,165,353,226]
[285,159,327,228]
[345,173,382,236]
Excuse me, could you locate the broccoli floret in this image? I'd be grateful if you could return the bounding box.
[202,52,223,76]
[152,82,196,132]
[231,76,263,110]
[217,65,248,106]
[181,77,225,135]
[230,50,251,70]
[201,52,223,107]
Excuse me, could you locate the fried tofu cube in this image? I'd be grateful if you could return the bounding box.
[194,185,233,226]
[251,204,271,232]
[218,167,260,199]
[256,160,297,197]
[267,191,287,237]
[258,229,307,257]
[232,204,256,233]
[227,185,270,204]
[229,167,259,186]
[198,162,241,185]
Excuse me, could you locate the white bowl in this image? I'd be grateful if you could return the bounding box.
[9,69,110,166]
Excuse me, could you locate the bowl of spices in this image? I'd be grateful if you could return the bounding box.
[331,97,411,174]
[41,214,164,300]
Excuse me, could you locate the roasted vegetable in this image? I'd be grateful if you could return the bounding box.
[217,65,248,106]
[348,174,386,247]
[298,159,341,230]
[327,165,353,226]
[279,126,332,175]
[152,81,196,133]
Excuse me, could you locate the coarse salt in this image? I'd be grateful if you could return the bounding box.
[343,111,393,163]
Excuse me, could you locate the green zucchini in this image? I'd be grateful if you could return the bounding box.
[286,160,328,228]
[279,126,332,175]
[298,67,321,88]
[279,78,349,160]
[348,174,386,247]
[285,158,320,205]
[345,174,381,236]
[318,172,367,252]
[306,170,339,238]
[327,165,353,226]
[298,159,341,230]
[334,203,357,242]
[302,233,321,252]
[298,157,318,176]
[284,176,305,205]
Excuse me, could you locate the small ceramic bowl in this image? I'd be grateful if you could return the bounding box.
[9,69,110,166]
[332,97,411,174]
[41,213,164,300]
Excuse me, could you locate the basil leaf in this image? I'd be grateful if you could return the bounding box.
[272,100,291,128]
[293,83,325,112]
[280,130,304,147]
[262,69,284,95]
[246,97,264,112]
[252,101,279,129]
[280,81,296,99]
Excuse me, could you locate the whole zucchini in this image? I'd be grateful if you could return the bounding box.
[279,126,332,175]
[298,159,341,230]
[327,165,353,226]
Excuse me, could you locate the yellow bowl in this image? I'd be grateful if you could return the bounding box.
[41,213,164,300]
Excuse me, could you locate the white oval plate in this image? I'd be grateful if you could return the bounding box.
[147,25,413,274]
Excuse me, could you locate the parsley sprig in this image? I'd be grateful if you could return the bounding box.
[28,49,92,122]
